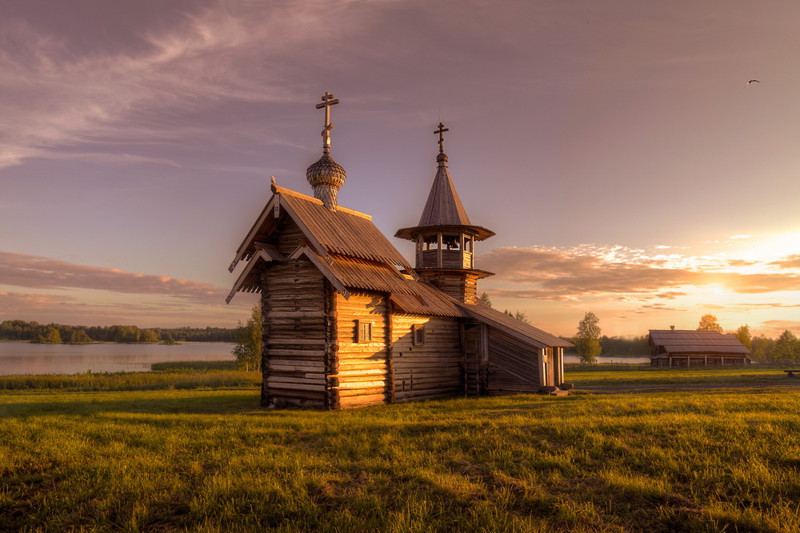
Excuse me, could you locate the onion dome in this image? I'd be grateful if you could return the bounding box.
[306,154,347,210]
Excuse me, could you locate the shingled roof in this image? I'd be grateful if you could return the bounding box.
[649,329,751,356]
[418,153,471,226]
[230,185,413,272]
[458,302,574,349]
[394,154,494,241]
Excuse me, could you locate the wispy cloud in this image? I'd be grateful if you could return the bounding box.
[759,320,800,336]
[0,0,384,168]
[771,255,800,269]
[0,251,227,303]
[480,245,800,301]
[0,289,254,327]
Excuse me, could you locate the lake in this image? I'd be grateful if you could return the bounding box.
[565,355,650,365]
[0,342,236,376]
[0,342,649,376]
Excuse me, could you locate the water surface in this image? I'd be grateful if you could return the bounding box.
[0,342,648,376]
[0,342,235,376]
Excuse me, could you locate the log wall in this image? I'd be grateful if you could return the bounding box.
[274,224,306,257]
[416,270,479,304]
[335,291,389,408]
[486,328,540,395]
[260,260,328,408]
[392,315,462,402]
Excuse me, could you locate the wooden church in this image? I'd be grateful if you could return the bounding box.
[227,92,572,409]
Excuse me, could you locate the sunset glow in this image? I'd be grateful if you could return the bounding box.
[1,1,798,337]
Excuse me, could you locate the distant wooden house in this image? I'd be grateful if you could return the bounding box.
[227,95,572,408]
[649,329,752,367]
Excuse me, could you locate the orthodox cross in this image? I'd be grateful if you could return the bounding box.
[434,122,449,153]
[316,91,339,154]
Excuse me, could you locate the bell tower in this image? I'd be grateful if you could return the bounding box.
[395,123,494,303]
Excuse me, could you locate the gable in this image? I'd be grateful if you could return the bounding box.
[229,185,412,273]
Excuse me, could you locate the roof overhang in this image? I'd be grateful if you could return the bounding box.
[229,192,331,274]
[226,245,286,303]
[395,224,495,242]
[415,267,494,280]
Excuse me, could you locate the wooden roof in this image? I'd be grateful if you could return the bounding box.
[394,155,495,241]
[230,185,413,272]
[228,246,461,317]
[227,183,568,350]
[649,330,751,356]
[458,302,574,349]
[418,155,471,227]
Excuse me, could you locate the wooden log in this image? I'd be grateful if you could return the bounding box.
[338,386,387,397]
[334,380,386,388]
[265,349,326,357]
[265,379,325,391]
[267,338,326,345]
[267,388,326,400]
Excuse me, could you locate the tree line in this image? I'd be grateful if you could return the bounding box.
[0,320,238,344]
[567,312,800,363]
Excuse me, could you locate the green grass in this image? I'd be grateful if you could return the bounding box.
[150,360,239,371]
[568,365,793,387]
[1,373,799,531]
[0,369,260,391]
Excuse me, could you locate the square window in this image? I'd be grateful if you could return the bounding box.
[356,320,373,343]
[412,324,425,345]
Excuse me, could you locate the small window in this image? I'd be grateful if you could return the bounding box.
[412,324,425,345]
[356,320,373,343]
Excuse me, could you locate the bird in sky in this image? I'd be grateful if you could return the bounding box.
[745,79,761,86]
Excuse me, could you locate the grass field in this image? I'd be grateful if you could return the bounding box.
[1,370,799,531]
[567,365,795,387]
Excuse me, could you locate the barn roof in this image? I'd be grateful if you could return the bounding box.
[458,302,574,349]
[230,184,413,273]
[648,329,751,356]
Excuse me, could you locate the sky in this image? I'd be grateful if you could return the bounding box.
[1,0,799,337]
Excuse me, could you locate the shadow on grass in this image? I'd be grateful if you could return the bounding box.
[0,390,261,418]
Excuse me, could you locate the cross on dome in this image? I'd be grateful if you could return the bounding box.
[316,91,340,154]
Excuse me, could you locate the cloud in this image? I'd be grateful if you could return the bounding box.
[640,303,685,311]
[0,291,75,310]
[771,255,800,269]
[651,291,688,300]
[0,251,227,303]
[479,245,800,301]
[758,320,800,336]
[0,1,383,168]
[0,289,254,327]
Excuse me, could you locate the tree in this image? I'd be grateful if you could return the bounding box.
[140,329,159,343]
[478,292,492,307]
[772,330,800,362]
[735,325,752,350]
[68,329,93,345]
[576,337,602,363]
[697,314,723,333]
[503,310,529,323]
[160,332,178,345]
[37,326,62,344]
[576,312,601,363]
[232,304,262,371]
[751,335,775,362]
